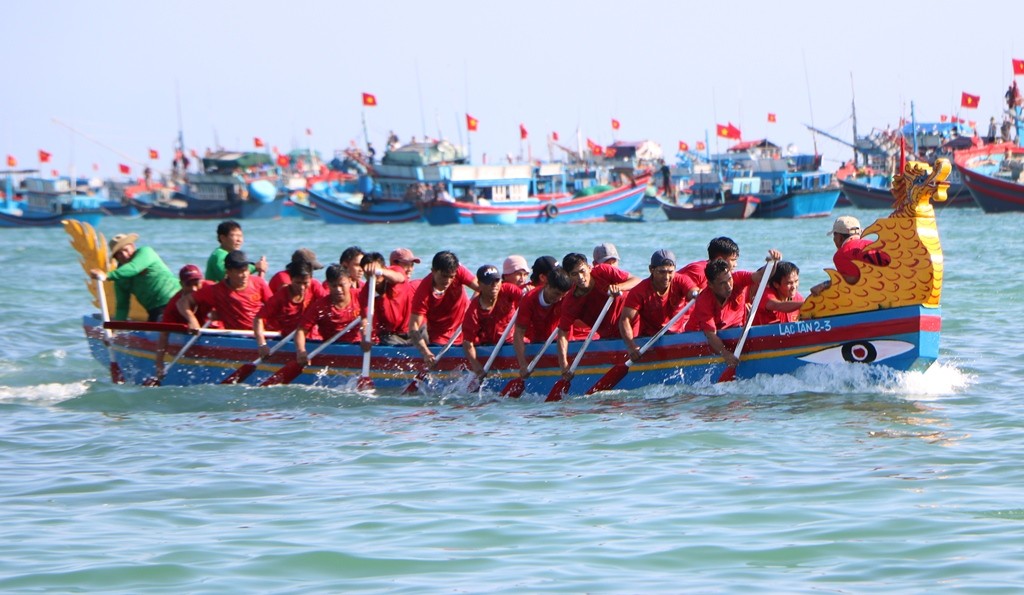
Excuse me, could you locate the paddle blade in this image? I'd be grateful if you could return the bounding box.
[402,371,426,395]
[110,362,125,384]
[717,365,737,383]
[142,375,161,387]
[545,379,569,402]
[500,378,525,398]
[357,376,375,391]
[221,362,257,385]
[586,363,629,395]
[260,361,304,387]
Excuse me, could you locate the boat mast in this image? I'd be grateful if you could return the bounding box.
[850,73,860,167]
[802,52,819,156]
[910,101,919,156]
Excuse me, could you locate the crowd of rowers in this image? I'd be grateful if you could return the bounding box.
[91,215,887,382]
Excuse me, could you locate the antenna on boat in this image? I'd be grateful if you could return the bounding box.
[802,51,819,156]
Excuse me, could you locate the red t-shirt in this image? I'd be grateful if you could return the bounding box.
[752,287,804,326]
[622,276,691,337]
[462,283,524,346]
[834,238,874,281]
[358,265,413,340]
[192,275,273,330]
[297,294,363,343]
[558,263,631,339]
[516,286,563,343]
[683,270,754,333]
[162,280,220,327]
[410,265,475,345]
[676,259,707,293]
[257,283,328,336]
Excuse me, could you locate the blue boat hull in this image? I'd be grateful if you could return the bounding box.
[83,304,939,395]
[131,194,284,220]
[752,188,840,219]
[307,183,422,224]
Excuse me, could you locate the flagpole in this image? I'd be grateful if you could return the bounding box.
[361,109,370,154]
[802,51,818,156]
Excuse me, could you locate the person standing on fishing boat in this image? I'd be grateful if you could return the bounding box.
[181,250,272,331]
[555,252,640,379]
[684,250,781,366]
[809,216,890,296]
[512,266,572,379]
[462,265,525,377]
[90,232,179,322]
[409,250,480,367]
[618,249,692,363]
[205,220,267,282]
[359,251,416,346]
[752,261,804,325]
[294,264,363,365]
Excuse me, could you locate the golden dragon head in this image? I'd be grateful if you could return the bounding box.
[890,158,952,218]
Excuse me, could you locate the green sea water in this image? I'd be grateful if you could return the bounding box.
[0,206,1019,593]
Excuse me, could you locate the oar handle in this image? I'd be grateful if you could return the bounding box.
[481,308,519,374]
[96,277,114,341]
[568,294,614,374]
[637,298,695,359]
[526,327,560,373]
[307,317,362,359]
[363,273,377,342]
[732,259,777,360]
[433,324,463,363]
[162,319,212,374]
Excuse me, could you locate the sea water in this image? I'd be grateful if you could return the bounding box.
[0,205,1020,593]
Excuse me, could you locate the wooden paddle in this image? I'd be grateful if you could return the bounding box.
[718,259,776,382]
[500,327,559,398]
[95,277,125,384]
[220,328,299,385]
[546,294,615,402]
[144,320,212,386]
[402,324,462,395]
[468,308,519,393]
[357,273,377,391]
[586,298,695,395]
[259,317,362,387]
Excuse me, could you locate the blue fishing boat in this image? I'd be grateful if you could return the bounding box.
[0,172,109,228]
[657,171,759,221]
[130,151,283,219]
[306,177,422,224]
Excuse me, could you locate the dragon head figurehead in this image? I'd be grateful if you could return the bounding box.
[890,158,952,218]
[800,157,950,319]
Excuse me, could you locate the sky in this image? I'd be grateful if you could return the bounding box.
[3,0,1020,178]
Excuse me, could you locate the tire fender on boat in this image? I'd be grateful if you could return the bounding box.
[544,203,559,219]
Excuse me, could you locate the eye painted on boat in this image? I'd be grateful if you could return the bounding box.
[797,340,914,365]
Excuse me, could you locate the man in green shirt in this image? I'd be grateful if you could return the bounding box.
[205,220,267,282]
[90,233,180,321]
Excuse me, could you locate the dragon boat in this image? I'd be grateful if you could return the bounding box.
[70,158,950,395]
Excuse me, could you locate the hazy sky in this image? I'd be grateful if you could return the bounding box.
[3,0,1019,177]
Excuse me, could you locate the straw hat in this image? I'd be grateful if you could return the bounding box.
[108,233,139,256]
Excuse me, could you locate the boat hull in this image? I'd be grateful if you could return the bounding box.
[132,194,284,219]
[83,304,939,394]
[956,144,1024,213]
[658,195,759,221]
[421,175,649,225]
[0,208,104,228]
[307,183,422,224]
[840,175,974,209]
[752,188,840,219]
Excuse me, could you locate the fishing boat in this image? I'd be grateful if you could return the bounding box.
[306,177,422,224]
[1,172,110,228]
[656,172,759,221]
[130,151,284,219]
[72,156,951,394]
[955,142,1024,212]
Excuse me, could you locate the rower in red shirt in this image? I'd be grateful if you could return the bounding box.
[156,264,218,377]
[555,252,640,378]
[462,265,525,377]
[409,250,480,367]
[810,216,891,296]
[254,261,328,358]
[358,249,420,346]
[619,249,693,363]
[501,255,532,292]
[293,264,363,365]
[673,237,741,332]
[512,266,572,380]
[269,248,324,293]
[684,249,781,367]
[180,250,273,331]
[753,261,804,325]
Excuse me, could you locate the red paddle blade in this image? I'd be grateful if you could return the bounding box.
[500,378,525,398]
[142,376,161,387]
[717,365,737,383]
[221,363,257,385]
[357,376,375,391]
[110,362,125,384]
[545,379,569,402]
[586,363,629,395]
[402,371,426,395]
[260,361,303,387]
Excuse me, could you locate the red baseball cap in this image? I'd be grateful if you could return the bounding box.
[179,264,203,282]
[390,248,421,264]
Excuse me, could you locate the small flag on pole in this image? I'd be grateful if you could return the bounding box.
[767,113,777,123]
[362,92,377,107]
[678,141,689,152]
[466,114,479,132]
[961,92,980,108]
[253,137,265,148]
[519,123,528,140]
[1013,58,1024,76]
[119,164,130,174]
[6,155,16,167]
[149,149,159,159]
[611,118,621,130]
[38,150,52,163]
